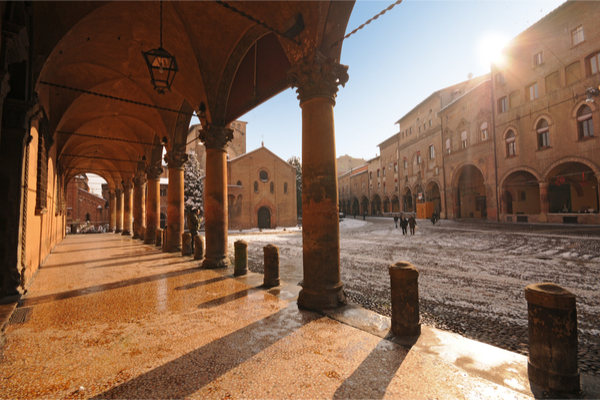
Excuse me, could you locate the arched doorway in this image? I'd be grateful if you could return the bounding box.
[258,207,271,229]
[425,181,441,218]
[361,196,369,215]
[391,195,400,212]
[371,195,382,215]
[382,196,390,213]
[160,212,167,229]
[546,162,598,214]
[456,165,486,219]
[402,187,413,212]
[502,171,540,217]
[352,197,360,216]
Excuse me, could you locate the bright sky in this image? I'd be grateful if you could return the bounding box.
[90,0,565,194]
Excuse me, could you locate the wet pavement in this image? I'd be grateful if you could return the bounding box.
[1,233,599,399]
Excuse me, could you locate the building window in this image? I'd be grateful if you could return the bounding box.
[236,180,242,186]
[587,51,600,75]
[416,152,422,165]
[480,122,488,141]
[429,145,435,159]
[378,182,381,188]
[409,127,412,134]
[383,182,386,193]
[497,97,508,113]
[394,163,398,172]
[537,119,550,149]
[160,187,167,196]
[419,126,422,133]
[533,52,543,66]
[403,158,408,169]
[254,181,258,193]
[566,61,581,86]
[545,71,560,92]
[445,138,451,154]
[495,72,505,87]
[284,182,288,194]
[369,171,372,179]
[423,123,426,131]
[259,170,269,182]
[578,105,594,139]
[383,167,386,176]
[461,131,468,149]
[377,169,380,178]
[572,25,584,46]
[526,83,538,101]
[506,130,516,157]
[429,119,433,127]
[270,182,274,193]
[520,191,527,201]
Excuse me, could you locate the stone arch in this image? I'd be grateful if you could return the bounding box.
[501,170,541,216]
[390,194,400,213]
[382,195,390,213]
[499,165,542,188]
[453,164,487,219]
[571,98,599,118]
[542,156,600,180]
[360,195,369,215]
[544,160,599,214]
[371,194,382,215]
[531,113,554,132]
[501,124,520,140]
[451,162,487,187]
[253,198,276,228]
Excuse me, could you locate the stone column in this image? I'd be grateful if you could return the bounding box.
[198,126,233,268]
[115,188,124,233]
[144,165,162,244]
[164,150,188,252]
[109,190,117,232]
[122,181,133,235]
[132,173,147,239]
[287,50,349,310]
[539,181,550,214]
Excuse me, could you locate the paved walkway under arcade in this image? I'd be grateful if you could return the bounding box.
[1,234,599,399]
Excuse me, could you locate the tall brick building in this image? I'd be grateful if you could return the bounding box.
[340,0,600,224]
[66,174,110,229]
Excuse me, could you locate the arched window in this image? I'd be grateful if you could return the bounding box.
[461,130,468,148]
[270,182,274,193]
[578,105,594,139]
[254,181,258,193]
[480,122,488,141]
[445,138,451,154]
[284,182,288,194]
[506,130,516,157]
[236,180,242,186]
[537,119,550,149]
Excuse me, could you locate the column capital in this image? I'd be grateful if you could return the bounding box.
[146,164,164,180]
[122,181,133,191]
[286,50,349,105]
[115,188,123,196]
[198,126,233,151]
[164,150,188,170]
[133,172,147,187]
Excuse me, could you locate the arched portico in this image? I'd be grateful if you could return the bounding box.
[401,186,413,213]
[452,164,487,219]
[371,194,382,215]
[352,197,360,216]
[361,196,369,215]
[500,170,541,222]
[382,196,390,213]
[425,180,442,218]
[391,194,400,213]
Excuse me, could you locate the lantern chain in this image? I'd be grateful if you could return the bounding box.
[57,130,161,147]
[39,81,196,116]
[214,1,301,46]
[160,0,163,48]
[330,0,403,49]
[60,153,141,163]
[68,167,137,174]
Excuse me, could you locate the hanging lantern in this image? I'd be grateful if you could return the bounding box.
[142,1,178,94]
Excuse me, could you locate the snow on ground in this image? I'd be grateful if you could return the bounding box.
[227,217,600,374]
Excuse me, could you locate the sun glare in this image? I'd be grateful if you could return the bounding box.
[478,33,509,69]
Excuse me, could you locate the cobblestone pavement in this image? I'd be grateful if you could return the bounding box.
[237,218,600,377]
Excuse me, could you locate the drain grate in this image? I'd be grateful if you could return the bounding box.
[9,307,32,325]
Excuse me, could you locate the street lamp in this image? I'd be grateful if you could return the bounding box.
[142,1,178,94]
[586,87,600,103]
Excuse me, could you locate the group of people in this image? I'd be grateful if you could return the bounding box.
[393,214,417,235]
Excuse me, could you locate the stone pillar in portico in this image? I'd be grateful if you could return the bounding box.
[287,50,348,310]
[132,173,147,239]
[122,181,133,235]
[539,181,549,222]
[109,190,117,232]
[145,165,162,244]
[164,150,188,253]
[199,126,233,268]
[115,188,124,233]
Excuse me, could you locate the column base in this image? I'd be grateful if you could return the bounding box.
[115,229,122,234]
[528,361,580,393]
[202,256,231,269]
[144,237,156,245]
[298,283,347,311]
[132,234,140,239]
[121,230,131,236]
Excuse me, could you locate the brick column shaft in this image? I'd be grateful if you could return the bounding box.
[144,167,162,244]
[115,189,123,233]
[122,182,133,235]
[164,151,187,253]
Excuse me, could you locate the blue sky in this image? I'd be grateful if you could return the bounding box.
[90,0,565,193]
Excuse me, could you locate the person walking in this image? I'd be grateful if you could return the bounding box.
[408,215,417,235]
[187,208,202,253]
[393,214,399,228]
[400,216,408,235]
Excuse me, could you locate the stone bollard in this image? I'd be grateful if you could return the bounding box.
[234,240,248,276]
[155,228,163,247]
[263,244,280,288]
[525,283,579,393]
[194,236,205,260]
[388,261,421,337]
[182,232,192,256]
[140,226,146,241]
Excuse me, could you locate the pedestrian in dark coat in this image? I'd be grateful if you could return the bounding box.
[393,214,399,228]
[400,217,408,235]
[187,208,202,252]
[408,216,417,235]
